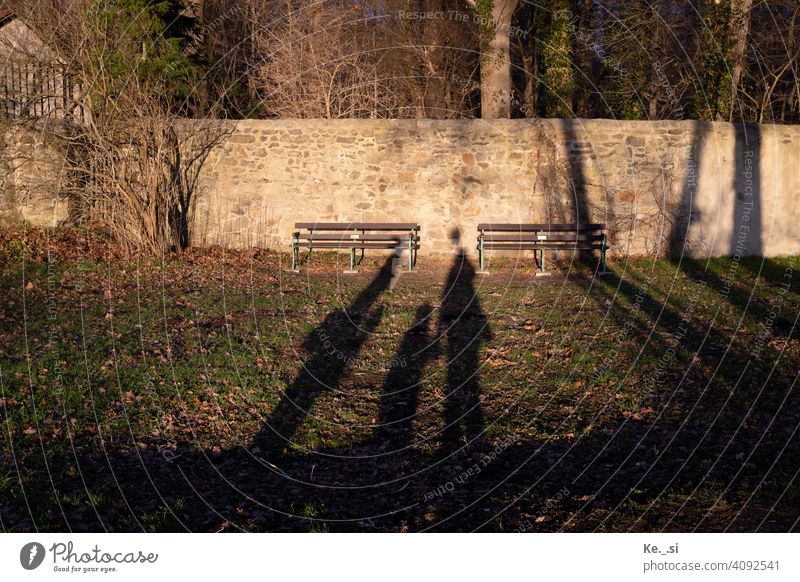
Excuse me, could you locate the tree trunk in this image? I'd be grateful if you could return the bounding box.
[570,0,594,117]
[729,0,753,121]
[422,0,446,118]
[520,48,536,117]
[479,0,519,118]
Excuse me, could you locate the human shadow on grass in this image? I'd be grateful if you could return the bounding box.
[5,256,798,533]
[439,229,492,452]
[253,252,399,456]
[375,302,437,449]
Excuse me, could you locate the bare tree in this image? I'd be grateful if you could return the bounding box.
[7,0,229,254]
[739,0,800,123]
[249,0,478,119]
[68,93,227,254]
[253,3,399,118]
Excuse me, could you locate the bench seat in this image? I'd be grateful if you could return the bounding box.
[291,222,420,272]
[477,223,608,274]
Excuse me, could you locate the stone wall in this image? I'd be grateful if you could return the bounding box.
[4,118,800,258]
[0,121,71,228]
[192,119,800,258]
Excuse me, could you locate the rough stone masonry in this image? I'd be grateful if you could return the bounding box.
[4,118,799,258]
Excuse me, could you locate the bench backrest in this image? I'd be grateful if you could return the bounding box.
[477,223,605,232]
[296,222,419,232]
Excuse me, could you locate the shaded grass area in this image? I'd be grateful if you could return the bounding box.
[1,233,799,532]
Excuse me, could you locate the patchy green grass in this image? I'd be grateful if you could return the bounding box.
[1,230,799,532]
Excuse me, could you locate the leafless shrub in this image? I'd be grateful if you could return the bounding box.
[6,0,231,255]
[65,109,229,255]
[607,151,705,258]
[254,5,400,118]
[246,0,478,118]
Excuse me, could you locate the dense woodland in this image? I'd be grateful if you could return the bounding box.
[11,0,800,123]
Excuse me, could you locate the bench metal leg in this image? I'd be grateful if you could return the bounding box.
[407,235,413,271]
[535,249,551,277]
[349,247,356,272]
[600,239,608,275]
[290,238,300,272]
[477,231,489,274]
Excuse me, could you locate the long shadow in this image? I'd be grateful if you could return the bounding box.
[730,123,762,257]
[562,119,591,225]
[564,118,798,531]
[667,120,708,257]
[677,258,795,338]
[253,254,397,455]
[439,232,492,452]
[5,245,798,532]
[376,303,437,448]
[668,123,794,343]
[722,124,795,322]
[568,263,798,530]
[669,123,783,330]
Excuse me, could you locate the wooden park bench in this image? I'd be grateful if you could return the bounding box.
[291,222,420,272]
[476,223,608,275]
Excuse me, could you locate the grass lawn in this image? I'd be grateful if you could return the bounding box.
[1,229,799,532]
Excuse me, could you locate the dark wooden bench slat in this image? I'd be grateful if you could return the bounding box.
[291,221,421,271]
[296,233,419,241]
[476,222,608,273]
[477,223,605,231]
[482,234,604,243]
[295,222,419,231]
[483,243,604,250]
[297,242,420,250]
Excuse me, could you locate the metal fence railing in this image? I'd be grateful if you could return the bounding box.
[0,60,86,122]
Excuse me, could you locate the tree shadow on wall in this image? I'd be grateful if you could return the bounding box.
[666,120,708,258]
[560,118,799,533]
[169,122,234,251]
[728,123,762,258]
[667,121,765,261]
[667,122,794,334]
[561,119,592,226]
